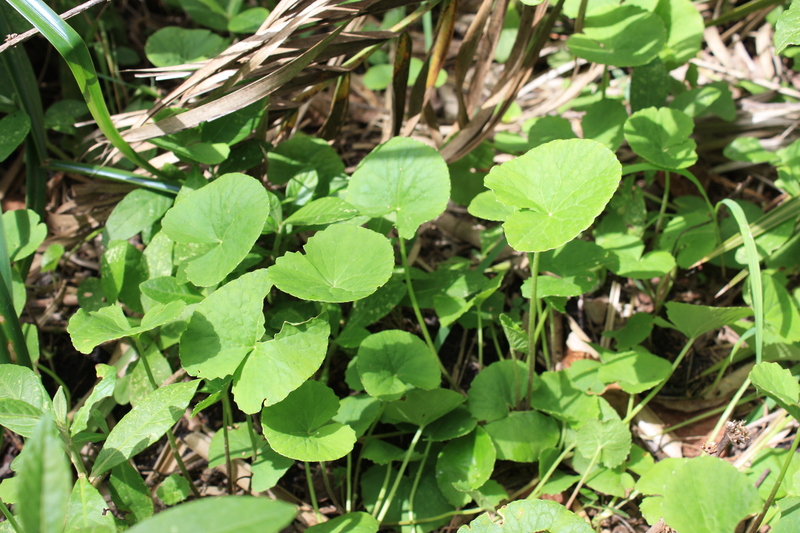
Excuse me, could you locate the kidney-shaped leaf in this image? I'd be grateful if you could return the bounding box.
[357,330,441,401]
[484,410,559,463]
[458,499,592,533]
[467,360,529,423]
[750,362,800,421]
[69,301,186,354]
[91,380,199,477]
[127,496,295,533]
[180,269,272,380]
[0,365,52,438]
[348,137,450,239]
[566,4,666,67]
[437,427,496,496]
[485,139,621,252]
[262,380,356,461]
[232,316,330,413]
[268,224,393,302]
[384,388,464,428]
[161,173,270,287]
[624,107,697,169]
[598,347,672,394]
[665,302,752,340]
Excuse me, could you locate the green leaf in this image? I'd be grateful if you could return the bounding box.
[602,312,654,350]
[0,110,31,162]
[126,496,296,533]
[228,7,270,33]
[356,330,441,401]
[524,116,576,149]
[0,365,52,437]
[576,418,631,468]
[144,27,229,67]
[332,394,383,438]
[101,240,148,313]
[467,191,516,222]
[91,380,199,477]
[68,301,186,354]
[384,388,464,428]
[530,370,600,424]
[177,0,230,31]
[18,416,71,533]
[180,269,272,380]
[268,134,344,198]
[566,4,666,67]
[656,0,704,69]
[483,411,559,463]
[3,209,47,262]
[106,189,173,241]
[665,301,753,340]
[749,362,800,421]
[424,406,478,442]
[268,224,394,302]
[457,497,592,533]
[581,99,628,151]
[261,380,356,461]
[624,107,697,169]
[140,276,205,305]
[65,477,116,533]
[233,316,330,413]
[283,197,360,227]
[109,461,154,524]
[598,346,671,394]
[775,0,800,54]
[467,360,529,423]
[156,474,191,506]
[774,496,800,533]
[436,427,496,501]
[72,364,116,436]
[348,137,450,239]
[724,137,778,164]
[250,441,294,492]
[630,58,669,112]
[306,512,378,533]
[485,139,621,252]
[361,439,408,465]
[40,243,63,273]
[161,173,270,287]
[637,456,762,533]
[448,142,493,206]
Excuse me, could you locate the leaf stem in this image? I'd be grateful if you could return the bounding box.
[624,337,695,424]
[705,0,783,27]
[529,443,576,499]
[407,439,432,533]
[345,453,353,512]
[305,461,321,522]
[221,390,235,495]
[0,496,23,533]
[747,428,800,533]
[565,447,600,509]
[377,426,424,522]
[398,237,454,386]
[526,251,541,408]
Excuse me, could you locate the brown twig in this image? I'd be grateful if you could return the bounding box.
[0,0,108,55]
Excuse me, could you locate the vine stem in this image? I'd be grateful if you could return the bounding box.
[377,426,424,522]
[747,428,800,533]
[398,236,454,385]
[526,251,541,408]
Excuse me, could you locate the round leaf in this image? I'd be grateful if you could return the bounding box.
[436,427,496,498]
[261,381,356,461]
[467,360,529,423]
[161,173,270,287]
[485,139,621,252]
[268,224,393,302]
[383,389,464,428]
[656,0,704,69]
[145,27,229,67]
[483,411,559,463]
[624,107,697,169]
[575,418,631,468]
[3,209,47,262]
[357,330,441,401]
[348,137,450,239]
[566,5,666,67]
[457,497,592,533]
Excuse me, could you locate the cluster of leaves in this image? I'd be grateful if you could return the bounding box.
[4,0,800,532]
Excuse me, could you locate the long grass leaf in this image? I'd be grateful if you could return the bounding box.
[720,199,764,364]
[5,0,163,177]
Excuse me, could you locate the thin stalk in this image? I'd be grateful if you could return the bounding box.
[407,439,432,533]
[709,377,752,443]
[422,10,433,51]
[45,160,180,194]
[565,447,600,509]
[526,251,541,408]
[56,424,88,477]
[384,508,482,527]
[377,426,424,522]
[0,270,31,368]
[0,497,23,533]
[530,443,576,499]
[133,337,200,498]
[398,237,453,384]
[221,391,236,495]
[371,462,394,519]
[706,0,783,27]
[320,461,343,511]
[653,171,670,239]
[477,304,484,369]
[489,322,504,360]
[37,364,71,407]
[304,461,321,522]
[346,453,353,512]
[624,337,696,424]
[747,429,800,533]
